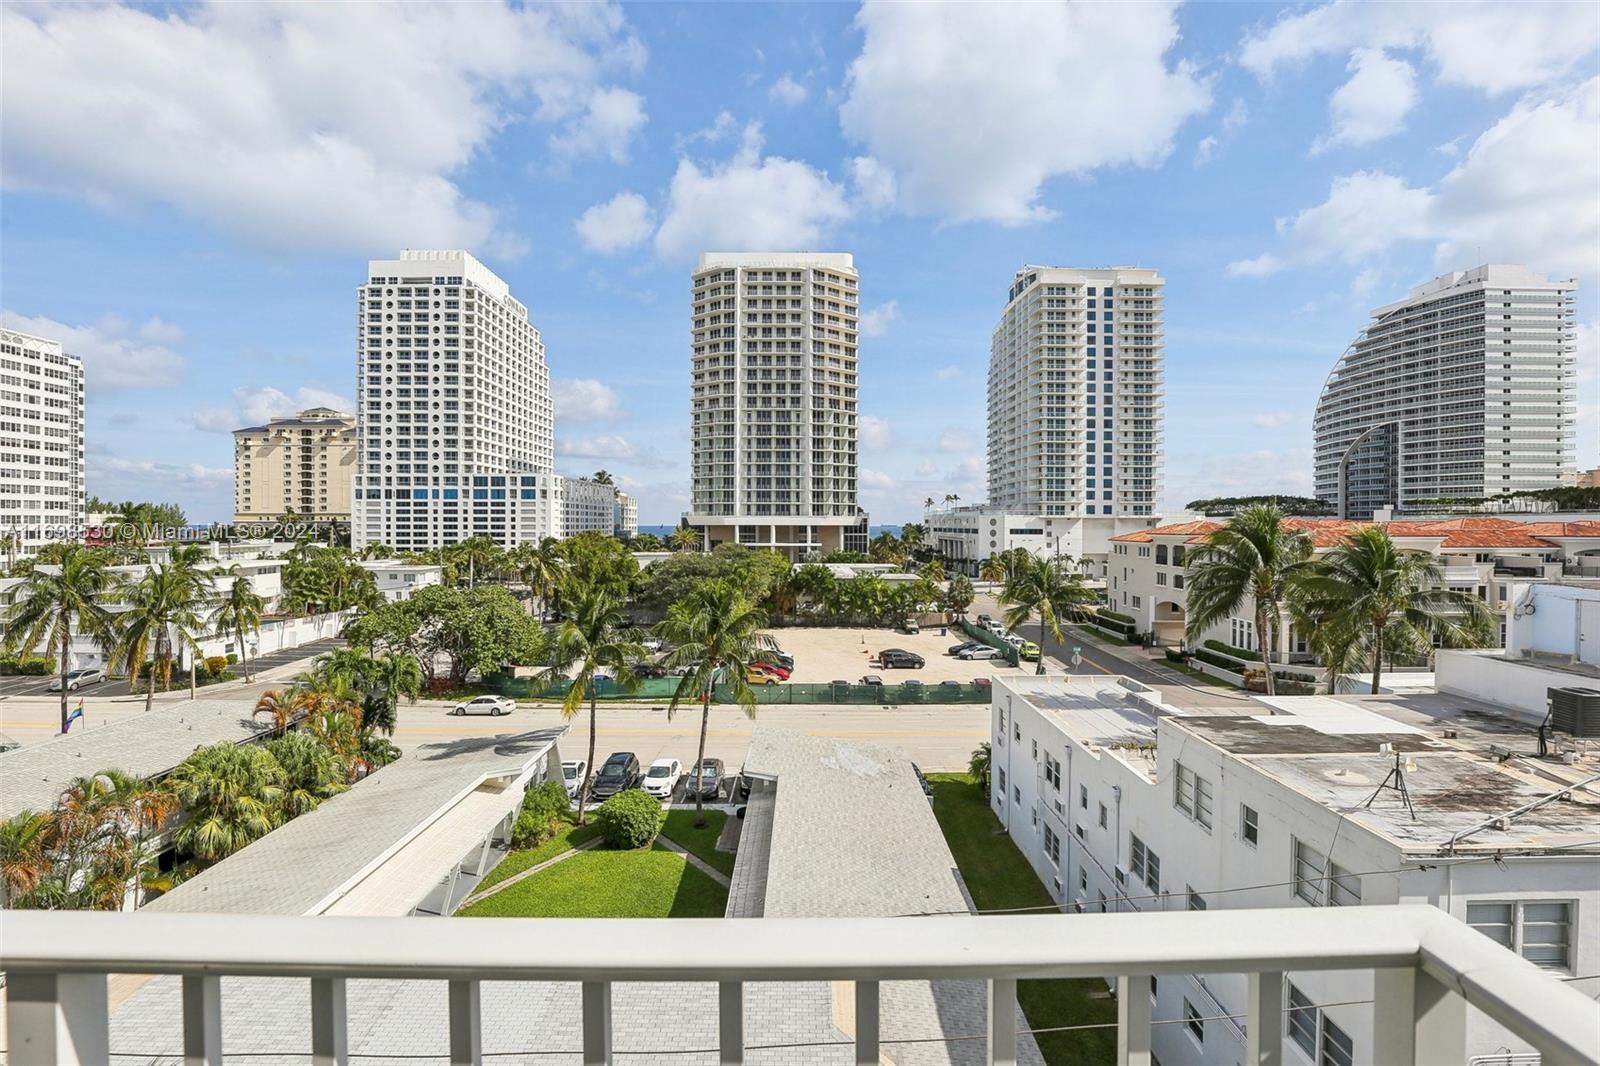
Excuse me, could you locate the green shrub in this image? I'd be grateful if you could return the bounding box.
[596,789,665,850]
[225,653,239,664]
[0,655,17,675]
[1163,648,1188,664]
[511,781,570,849]
[203,656,230,679]
[1192,649,1244,673]
[17,655,56,676]
[1097,609,1137,626]
[1202,639,1261,662]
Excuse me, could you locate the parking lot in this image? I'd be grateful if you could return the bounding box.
[0,637,346,701]
[759,625,1033,685]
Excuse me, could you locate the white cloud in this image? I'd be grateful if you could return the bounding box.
[1250,411,1297,429]
[859,415,893,451]
[0,2,644,255]
[1233,79,1600,279]
[935,365,960,381]
[1311,48,1418,153]
[556,434,669,466]
[1350,267,1383,300]
[849,156,897,211]
[192,385,354,433]
[839,1,1208,225]
[1,310,185,390]
[1193,136,1219,167]
[769,74,807,107]
[549,87,647,164]
[1195,99,1248,166]
[937,429,975,454]
[552,378,625,422]
[1241,1,1599,97]
[860,468,897,491]
[1225,253,1285,279]
[860,301,898,337]
[653,120,851,261]
[574,191,655,253]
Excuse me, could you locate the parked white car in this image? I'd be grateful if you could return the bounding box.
[959,646,1004,661]
[642,758,683,798]
[48,668,107,692]
[562,759,589,800]
[451,695,515,716]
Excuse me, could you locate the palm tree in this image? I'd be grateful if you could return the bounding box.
[3,544,124,733]
[267,732,348,816]
[450,536,504,588]
[545,578,646,825]
[354,650,423,737]
[979,556,1007,584]
[918,558,946,583]
[211,574,265,681]
[165,744,286,864]
[357,542,394,561]
[1183,505,1313,697]
[0,810,54,908]
[658,580,771,828]
[252,688,306,735]
[113,561,213,712]
[1000,555,1094,674]
[512,536,566,619]
[668,526,702,553]
[945,574,976,618]
[968,742,992,793]
[1296,526,1493,694]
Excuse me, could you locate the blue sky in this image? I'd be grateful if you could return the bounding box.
[3,1,1596,525]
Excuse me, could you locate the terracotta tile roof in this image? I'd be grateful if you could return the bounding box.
[1108,520,1221,543]
[1110,515,1581,551]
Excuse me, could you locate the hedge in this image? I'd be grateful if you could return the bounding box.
[512,781,571,849]
[1202,639,1262,662]
[1097,608,1138,626]
[0,655,57,676]
[596,790,666,850]
[1193,649,1318,694]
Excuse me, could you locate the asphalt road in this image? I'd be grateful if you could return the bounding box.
[0,638,345,701]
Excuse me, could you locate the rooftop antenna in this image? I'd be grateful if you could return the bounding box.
[1363,746,1417,821]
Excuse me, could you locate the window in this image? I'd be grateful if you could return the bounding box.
[1467,901,1573,971]
[996,767,1006,798]
[1183,999,1203,1044]
[1079,784,1088,809]
[1241,804,1259,847]
[1013,785,1021,805]
[1079,868,1088,893]
[1043,825,1060,863]
[1130,834,1159,892]
[1187,886,1207,911]
[1288,982,1317,1057]
[1293,838,1360,907]
[1097,802,1107,829]
[1173,762,1213,830]
[1044,753,1061,789]
[1288,981,1353,1066]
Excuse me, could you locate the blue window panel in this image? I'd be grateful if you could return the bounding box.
[490,489,506,500]
[520,489,538,500]
[473,476,488,487]
[412,489,428,500]
[490,476,506,487]
[472,490,488,500]
[443,489,459,500]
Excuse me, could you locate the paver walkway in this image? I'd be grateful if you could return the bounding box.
[458,837,600,907]
[656,835,732,887]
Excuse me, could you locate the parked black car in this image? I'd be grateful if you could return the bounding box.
[947,641,981,656]
[878,649,926,669]
[686,757,725,800]
[633,663,669,679]
[590,752,643,800]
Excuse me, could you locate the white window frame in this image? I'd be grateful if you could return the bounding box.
[1183,998,1204,1045]
[1241,804,1259,847]
[1173,761,1214,830]
[1287,980,1354,1066]
[1466,899,1575,973]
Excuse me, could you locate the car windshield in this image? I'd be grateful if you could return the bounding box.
[647,765,672,778]
[563,766,578,780]
[598,764,626,779]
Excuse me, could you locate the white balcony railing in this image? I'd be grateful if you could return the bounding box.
[3,905,1597,1066]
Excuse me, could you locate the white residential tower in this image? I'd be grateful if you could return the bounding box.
[0,328,84,559]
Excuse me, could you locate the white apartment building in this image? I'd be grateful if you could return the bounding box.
[352,251,557,552]
[560,476,618,537]
[924,505,1190,583]
[0,327,84,559]
[685,252,868,560]
[614,491,638,538]
[988,267,1163,519]
[1108,515,1600,652]
[358,559,444,603]
[1314,265,1577,520]
[233,407,357,522]
[991,675,1599,1066]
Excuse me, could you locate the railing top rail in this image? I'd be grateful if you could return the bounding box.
[4,906,1441,982]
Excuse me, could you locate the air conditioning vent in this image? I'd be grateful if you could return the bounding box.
[1548,687,1600,737]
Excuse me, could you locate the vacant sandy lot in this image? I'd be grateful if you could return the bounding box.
[760,625,1035,685]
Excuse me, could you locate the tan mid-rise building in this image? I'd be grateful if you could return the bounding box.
[233,408,357,522]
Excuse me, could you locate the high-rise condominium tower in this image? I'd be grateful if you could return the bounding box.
[1314,265,1576,519]
[352,250,556,551]
[987,266,1164,517]
[686,252,867,559]
[233,408,357,522]
[0,327,84,559]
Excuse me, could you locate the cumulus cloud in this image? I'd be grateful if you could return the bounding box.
[849,156,897,210]
[552,378,625,422]
[860,468,897,491]
[1311,48,1418,153]
[1241,1,1599,97]
[1,310,185,390]
[860,301,898,337]
[1229,79,1600,279]
[839,1,1208,224]
[192,385,354,433]
[574,191,655,253]
[1194,99,1248,166]
[556,433,669,466]
[1251,411,1297,429]
[0,2,645,255]
[769,74,807,107]
[937,429,975,454]
[653,120,851,261]
[859,415,893,451]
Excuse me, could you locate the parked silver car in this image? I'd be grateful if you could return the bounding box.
[48,668,106,692]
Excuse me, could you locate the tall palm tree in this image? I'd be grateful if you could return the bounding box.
[3,544,124,733]
[1183,505,1313,697]
[0,810,54,908]
[667,526,702,553]
[945,574,976,618]
[979,556,1007,584]
[267,732,348,816]
[512,536,566,619]
[1296,526,1493,694]
[165,744,286,864]
[211,574,265,681]
[658,580,771,828]
[113,561,213,712]
[252,688,307,735]
[545,577,645,825]
[1000,555,1094,674]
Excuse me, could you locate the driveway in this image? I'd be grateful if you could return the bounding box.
[0,636,346,701]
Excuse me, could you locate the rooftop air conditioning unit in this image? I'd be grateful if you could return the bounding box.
[1547,687,1600,738]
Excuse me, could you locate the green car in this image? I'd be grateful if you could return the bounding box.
[1018,640,1041,661]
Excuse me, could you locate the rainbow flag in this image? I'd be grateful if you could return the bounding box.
[64,701,84,732]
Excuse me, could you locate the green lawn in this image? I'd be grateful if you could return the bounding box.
[927,773,1117,1066]
[473,814,603,892]
[661,808,735,876]
[457,844,728,918]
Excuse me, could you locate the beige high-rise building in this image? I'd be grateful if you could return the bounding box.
[685,251,868,560]
[233,408,357,522]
